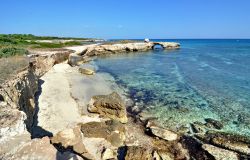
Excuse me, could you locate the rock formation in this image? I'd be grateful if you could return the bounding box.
[83,42,180,57]
[79,67,95,75]
[202,144,239,160]
[88,92,128,123]
[146,121,178,141]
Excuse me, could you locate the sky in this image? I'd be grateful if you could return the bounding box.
[1,0,250,39]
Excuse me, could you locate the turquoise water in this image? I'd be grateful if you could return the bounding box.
[94,39,250,136]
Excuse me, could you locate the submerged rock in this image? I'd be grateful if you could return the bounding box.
[79,67,95,75]
[190,121,207,133]
[202,144,239,160]
[88,92,128,123]
[201,131,250,155]
[146,121,178,141]
[204,118,223,130]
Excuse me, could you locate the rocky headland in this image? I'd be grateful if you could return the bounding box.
[0,41,249,160]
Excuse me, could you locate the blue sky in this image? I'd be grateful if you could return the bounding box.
[1,0,250,39]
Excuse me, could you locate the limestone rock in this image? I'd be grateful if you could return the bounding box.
[0,110,28,142]
[83,42,180,57]
[51,127,93,159]
[154,42,180,49]
[88,92,128,123]
[4,136,83,160]
[80,120,126,147]
[0,66,38,134]
[102,148,117,160]
[203,131,250,155]
[202,144,239,160]
[146,121,178,141]
[68,53,83,66]
[125,146,153,160]
[79,68,95,75]
[33,49,72,76]
[154,151,173,160]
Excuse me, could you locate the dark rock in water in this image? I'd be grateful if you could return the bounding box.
[177,125,191,135]
[180,135,215,160]
[191,121,207,133]
[80,120,126,147]
[201,131,250,155]
[204,118,223,130]
[88,92,128,123]
[202,144,239,160]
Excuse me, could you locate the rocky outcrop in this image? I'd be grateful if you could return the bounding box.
[51,127,93,159]
[202,144,239,160]
[124,142,189,160]
[197,131,250,155]
[0,65,38,140]
[82,42,180,57]
[80,120,126,147]
[50,120,125,159]
[3,136,83,160]
[125,146,155,160]
[88,92,128,123]
[154,42,180,49]
[30,49,72,76]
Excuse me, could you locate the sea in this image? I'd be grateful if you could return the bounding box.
[94,39,250,136]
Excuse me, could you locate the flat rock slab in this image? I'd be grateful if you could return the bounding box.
[33,63,82,136]
[80,120,126,147]
[146,121,178,141]
[202,144,239,160]
[3,137,83,160]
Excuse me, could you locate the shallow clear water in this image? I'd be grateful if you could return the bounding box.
[94,39,250,136]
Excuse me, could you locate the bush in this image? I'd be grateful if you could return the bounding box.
[0,47,28,58]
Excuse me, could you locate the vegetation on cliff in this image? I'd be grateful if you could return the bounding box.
[0,34,95,57]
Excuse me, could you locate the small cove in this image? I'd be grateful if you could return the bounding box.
[93,39,250,136]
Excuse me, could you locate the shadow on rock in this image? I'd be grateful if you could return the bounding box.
[31,79,53,138]
[56,150,80,160]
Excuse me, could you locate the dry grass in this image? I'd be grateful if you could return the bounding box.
[0,56,29,84]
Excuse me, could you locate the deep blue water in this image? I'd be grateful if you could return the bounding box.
[95,39,250,136]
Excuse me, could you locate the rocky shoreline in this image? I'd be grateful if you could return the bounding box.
[0,41,250,160]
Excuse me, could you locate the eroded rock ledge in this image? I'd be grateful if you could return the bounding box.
[69,42,180,66]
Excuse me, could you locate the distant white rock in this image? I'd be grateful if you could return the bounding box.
[144,38,150,43]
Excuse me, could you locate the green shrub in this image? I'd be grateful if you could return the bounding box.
[31,41,82,48]
[0,47,28,58]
